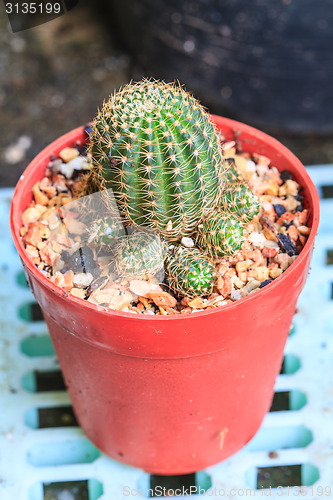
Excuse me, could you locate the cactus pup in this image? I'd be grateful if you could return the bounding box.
[220,182,260,223]
[166,247,214,298]
[115,229,166,278]
[196,212,245,257]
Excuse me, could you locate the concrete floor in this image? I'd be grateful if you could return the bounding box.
[1,1,332,187]
[0,1,130,187]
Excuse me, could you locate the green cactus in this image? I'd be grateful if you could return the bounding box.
[166,246,214,298]
[87,79,225,241]
[196,212,244,257]
[115,229,167,278]
[220,181,260,223]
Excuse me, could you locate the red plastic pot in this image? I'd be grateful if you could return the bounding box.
[10,116,320,475]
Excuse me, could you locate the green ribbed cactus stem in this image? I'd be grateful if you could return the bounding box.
[196,212,244,257]
[87,79,225,241]
[166,247,214,298]
[220,182,260,223]
[115,230,167,278]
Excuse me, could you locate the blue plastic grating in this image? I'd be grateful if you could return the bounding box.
[0,165,333,500]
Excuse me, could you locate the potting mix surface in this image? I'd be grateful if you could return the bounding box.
[19,133,311,315]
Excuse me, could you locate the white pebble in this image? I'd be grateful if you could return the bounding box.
[222,141,236,151]
[256,164,268,177]
[70,288,86,299]
[58,156,90,178]
[68,156,90,171]
[240,280,261,297]
[49,158,63,172]
[231,289,242,301]
[262,201,273,212]
[245,280,261,293]
[231,276,245,289]
[246,160,256,172]
[181,237,194,248]
[73,272,93,288]
[59,162,75,179]
[248,231,267,249]
[263,239,279,248]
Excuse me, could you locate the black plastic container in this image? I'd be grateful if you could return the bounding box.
[109,0,333,133]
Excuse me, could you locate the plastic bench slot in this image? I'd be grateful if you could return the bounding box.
[38,406,78,428]
[22,370,66,392]
[256,463,319,489]
[326,249,333,265]
[149,472,211,496]
[16,270,29,287]
[35,370,66,392]
[321,184,333,199]
[257,464,301,488]
[280,355,301,375]
[150,474,195,496]
[43,480,89,500]
[270,392,289,411]
[42,479,103,500]
[19,302,44,322]
[20,334,55,357]
[269,390,307,412]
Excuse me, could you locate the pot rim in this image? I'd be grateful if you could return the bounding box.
[10,116,320,322]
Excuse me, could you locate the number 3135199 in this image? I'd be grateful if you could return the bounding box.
[5,3,61,14]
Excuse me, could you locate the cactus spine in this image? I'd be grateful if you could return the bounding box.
[166,247,214,297]
[87,79,225,241]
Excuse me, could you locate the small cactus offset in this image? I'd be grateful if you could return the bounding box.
[223,158,243,184]
[196,212,244,257]
[166,247,214,297]
[115,230,167,278]
[87,79,225,241]
[220,182,260,223]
